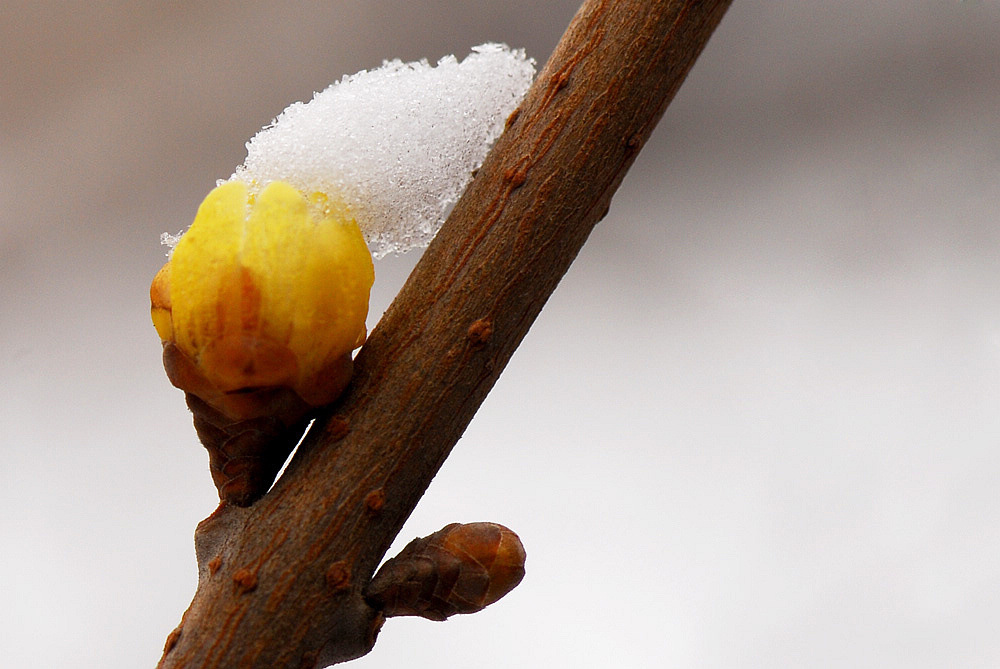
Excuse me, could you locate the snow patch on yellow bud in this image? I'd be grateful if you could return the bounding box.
[151,180,374,417]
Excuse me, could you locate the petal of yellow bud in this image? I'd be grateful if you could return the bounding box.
[150,262,173,341]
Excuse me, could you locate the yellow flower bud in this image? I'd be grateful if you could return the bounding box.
[151,180,374,422]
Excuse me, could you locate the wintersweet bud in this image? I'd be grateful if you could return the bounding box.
[150,180,373,423]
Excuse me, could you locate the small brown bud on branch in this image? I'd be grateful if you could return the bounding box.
[365,522,526,621]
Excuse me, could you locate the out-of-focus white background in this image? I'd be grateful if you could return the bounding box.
[2,2,999,667]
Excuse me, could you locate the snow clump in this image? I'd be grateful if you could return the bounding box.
[229,43,535,258]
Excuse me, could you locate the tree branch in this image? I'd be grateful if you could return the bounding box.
[157,0,732,666]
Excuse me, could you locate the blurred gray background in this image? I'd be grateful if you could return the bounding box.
[2,1,999,667]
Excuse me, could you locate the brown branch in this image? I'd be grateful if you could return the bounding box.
[157,0,732,666]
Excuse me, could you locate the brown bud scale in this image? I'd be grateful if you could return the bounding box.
[186,393,311,507]
[162,342,352,507]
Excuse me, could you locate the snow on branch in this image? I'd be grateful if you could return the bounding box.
[232,43,535,258]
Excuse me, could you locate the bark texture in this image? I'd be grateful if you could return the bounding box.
[158,0,732,666]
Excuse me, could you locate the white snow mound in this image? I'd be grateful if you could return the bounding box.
[229,43,535,258]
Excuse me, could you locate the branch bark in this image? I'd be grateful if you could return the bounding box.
[157,0,732,666]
